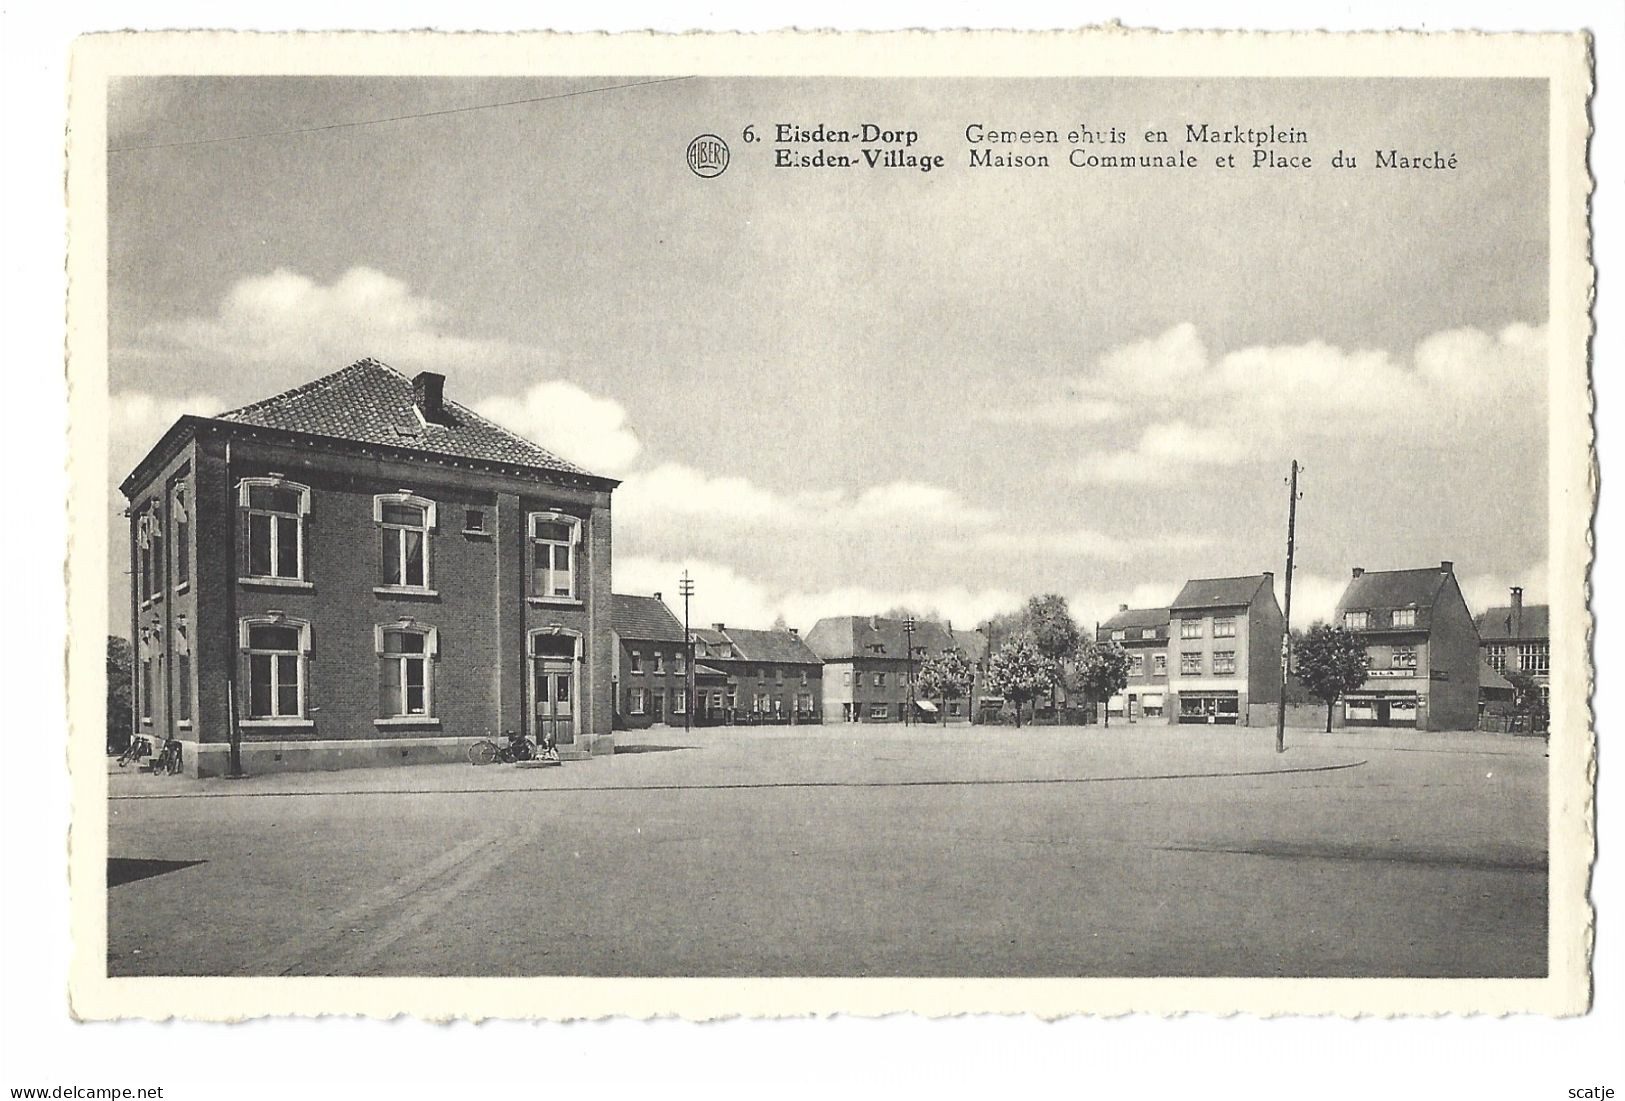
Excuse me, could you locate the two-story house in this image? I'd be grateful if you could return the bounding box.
[1475,585,1551,705]
[120,359,618,776]
[1332,561,1480,730]
[1096,605,1171,722]
[1166,574,1284,726]
[804,615,976,723]
[611,592,691,728]
[688,623,823,724]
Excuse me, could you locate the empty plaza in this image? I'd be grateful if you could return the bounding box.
[106,725,1548,979]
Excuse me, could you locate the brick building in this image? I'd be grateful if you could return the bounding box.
[1166,574,1284,725]
[804,615,979,723]
[1332,561,1481,730]
[1475,585,1551,704]
[1095,605,1171,722]
[611,593,690,729]
[120,359,618,776]
[688,624,823,724]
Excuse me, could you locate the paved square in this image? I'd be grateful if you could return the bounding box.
[106,725,1548,978]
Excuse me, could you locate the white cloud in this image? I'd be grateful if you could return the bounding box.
[1076,420,1248,484]
[615,554,1022,634]
[474,382,642,476]
[1458,561,1549,620]
[109,390,223,480]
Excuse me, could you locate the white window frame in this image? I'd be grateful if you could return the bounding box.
[1129,653,1145,676]
[1180,619,1204,639]
[1153,653,1168,675]
[1392,646,1418,670]
[673,688,687,715]
[1180,651,1203,675]
[528,510,582,602]
[870,704,889,720]
[374,621,439,721]
[1213,617,1237,638]
[238,615,312,724]
[630,650,643,674]
[1212,650,1237,675]
[374,493,436,592]
[654,651,666,674]
[1519,643,1550,675]
[1485,644,1508,672]
[238,478,311,582]
[630,688,646,715]
[1391,608,1417,628]
[1344,611,1369,630]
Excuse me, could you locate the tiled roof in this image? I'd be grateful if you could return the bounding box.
[717,627,822,665]
[1335,567,1450,614]
[1101,606,1171,631]
[1476,604,1551,641]
[802,616,962,661]
[214,359,595,478]
[611,594,687,642]
[1480,659,1518,691]
[1170,575,1272,611]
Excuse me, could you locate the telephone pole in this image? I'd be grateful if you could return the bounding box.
[679,571,695,733]
[1275,460,1301,754]
[903,615,917,726]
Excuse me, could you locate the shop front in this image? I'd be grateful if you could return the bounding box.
[1176,690,1240,724]
[1343,690,1421,728]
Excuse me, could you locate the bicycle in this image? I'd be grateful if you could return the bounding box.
[116,737,152,768]
[155,739,183,775]
[467,730,537,766]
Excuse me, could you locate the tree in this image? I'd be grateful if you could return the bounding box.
[107,636,135,755]
[1292,623,1371,733]
[984,632,1056,728]
[916,649,976,725]
[1026,594,1080,714]
[1503,668,1549,731]
[1074,640,1132,727]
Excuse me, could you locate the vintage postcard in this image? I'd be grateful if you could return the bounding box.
[65,29,1593,1020]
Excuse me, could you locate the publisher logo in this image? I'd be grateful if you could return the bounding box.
[687,134,730,178]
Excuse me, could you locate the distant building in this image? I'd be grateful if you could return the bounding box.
[1332,561,1481,730]
[121,359,618,775]
[804,615,979,723]
[1475,586,1551,704]
[1166,574,1284,725]
[1095,605,1171,722]
[611,593,690,728]
[689,623,824,724]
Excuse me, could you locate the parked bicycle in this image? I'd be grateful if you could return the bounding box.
[155,738,183,775]
[467,730,537,766]
[116,737,152,768]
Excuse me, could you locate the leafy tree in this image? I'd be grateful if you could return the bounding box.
[1502,668,1549,730]
[1292,623,1370,732]
[1074,640,1132,727]
[771,612,789,632]
[107,636,135,755]
[916,649,976,725]
[1026,594,1080,712]
[984,632,1056,728]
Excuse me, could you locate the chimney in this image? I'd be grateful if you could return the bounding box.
[412,371,447,422]
[653,591,662,603]
[1510,586,1524,637]
[1440,560,1453,573]
[1119,603,1129,612]
[788,627,799,637]
[1352,567,1364,579]
[712,623,726,633]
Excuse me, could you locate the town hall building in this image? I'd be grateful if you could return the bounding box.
[120,358,619,776]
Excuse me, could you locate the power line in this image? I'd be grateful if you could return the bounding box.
[108,75,695,153]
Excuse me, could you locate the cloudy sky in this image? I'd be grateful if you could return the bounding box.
[107,75,1549,632]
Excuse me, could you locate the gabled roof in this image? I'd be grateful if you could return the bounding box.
[802,616,965,661]
[611,594,686,642]
[1335,567,1450,614]
[717,627,822,665]
[212,359,594,477]
[1101,606,1171,631]
[1480,659,1518,692]
[1476,605,1551,641]
[1170,575,1272,612]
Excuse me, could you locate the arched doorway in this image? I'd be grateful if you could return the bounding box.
[528,629,580,748]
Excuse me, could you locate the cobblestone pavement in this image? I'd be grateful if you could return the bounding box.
[106,724,1548,978]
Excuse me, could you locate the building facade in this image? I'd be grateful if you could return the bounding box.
[804,615,979,723]
[1332,561,1481,730]
[121,359,618,776]
[1095,605,1171,722]
[1475,585,1551,704]
[688,624,823,724]
[611,593,690,728]
[1166,574,1284,726]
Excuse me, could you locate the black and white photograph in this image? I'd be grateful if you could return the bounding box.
[60,27,1593,1029]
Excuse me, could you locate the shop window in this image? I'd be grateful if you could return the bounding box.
[528,511,580,600]
[1346,700,1375,721]
[375,494,435,590]
[240,478,310,581]
[377,624,437,718]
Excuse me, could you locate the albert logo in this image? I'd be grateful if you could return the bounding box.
[687,133,730,178]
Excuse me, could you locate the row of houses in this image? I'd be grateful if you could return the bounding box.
[1099,564,1550,731]
[118,361,1550,776]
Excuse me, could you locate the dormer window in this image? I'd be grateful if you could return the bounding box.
[375,493,435,590]
[1391,608,1417,628]
[1344,611,1369,630]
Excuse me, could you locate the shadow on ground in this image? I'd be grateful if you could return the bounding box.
[109,858,205,888]
[613,744,698,755]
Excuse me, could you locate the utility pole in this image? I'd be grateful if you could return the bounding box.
[903,615,916,726]
[1275,460,1301,754]
[679,571,695,733]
